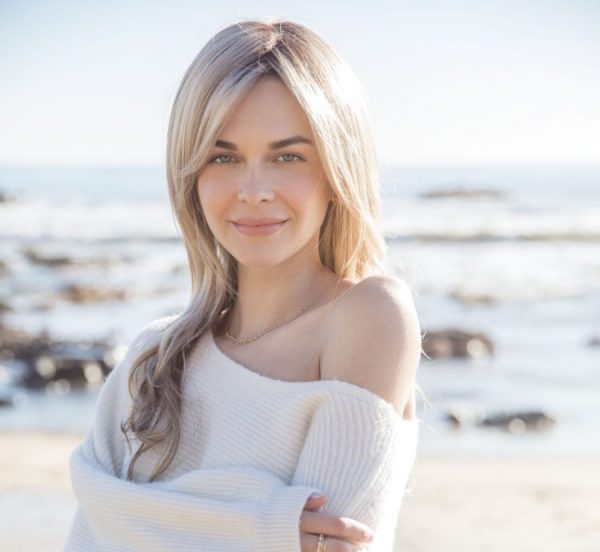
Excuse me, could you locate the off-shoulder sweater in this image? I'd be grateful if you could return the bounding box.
[64,315,419,551]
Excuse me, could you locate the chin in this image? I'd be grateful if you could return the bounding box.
[233,251,289,268]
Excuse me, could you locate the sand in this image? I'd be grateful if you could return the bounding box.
[0,430,599,551]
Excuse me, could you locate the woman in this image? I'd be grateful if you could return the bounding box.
[65,19,422,552]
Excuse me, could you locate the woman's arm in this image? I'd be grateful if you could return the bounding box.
[64,319,323,552]
[67,443,322,551]
[291,276,422,550]
[290,391,419,551]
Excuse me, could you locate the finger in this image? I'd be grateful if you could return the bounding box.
[304,502,324,512]
[303,532,366,552]
[300,511,374,544]
[303,495,326,510]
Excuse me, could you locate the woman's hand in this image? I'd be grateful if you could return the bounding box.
[300,493,374,551]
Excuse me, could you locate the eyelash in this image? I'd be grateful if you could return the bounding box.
[208,153,304,164]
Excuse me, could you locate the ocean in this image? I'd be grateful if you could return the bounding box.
[1,163,598,457]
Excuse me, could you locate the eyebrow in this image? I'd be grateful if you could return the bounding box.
[214,135,314,151]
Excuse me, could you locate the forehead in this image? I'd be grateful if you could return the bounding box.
[218,76,312,137]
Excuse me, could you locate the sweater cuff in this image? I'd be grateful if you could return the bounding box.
[256,484,323,552]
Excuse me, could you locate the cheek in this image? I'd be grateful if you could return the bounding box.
[286,173,329,207]
[196,180,230,228]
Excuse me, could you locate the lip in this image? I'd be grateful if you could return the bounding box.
[231,219,287,237]
[231,217,288,226]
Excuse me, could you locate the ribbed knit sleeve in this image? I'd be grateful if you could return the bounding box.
[67,452,322,551]
[64,320,323,552]
[291,390,419,551]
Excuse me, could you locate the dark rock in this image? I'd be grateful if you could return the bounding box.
[587,335,600,347]
[422,329,494,360]
[443,404,485,427]
[23,248,76,267]
[0,190,15,203]
[0,324,119,390]
[0,388,15,407]
[421,187,505,200]
[21,341,115,389]
[477,410,557,433]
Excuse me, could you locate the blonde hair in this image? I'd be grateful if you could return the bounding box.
[121,19,418,482]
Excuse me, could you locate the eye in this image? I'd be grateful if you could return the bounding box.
[209,154,236,164]
[277,153,304,162]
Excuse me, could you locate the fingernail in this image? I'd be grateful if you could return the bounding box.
[310,492,325,499]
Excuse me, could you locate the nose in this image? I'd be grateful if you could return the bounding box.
[237,166,275,204]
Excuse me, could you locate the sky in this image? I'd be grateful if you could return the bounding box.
[0,0,599,167]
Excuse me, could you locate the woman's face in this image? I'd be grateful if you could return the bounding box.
[196,76,333,270]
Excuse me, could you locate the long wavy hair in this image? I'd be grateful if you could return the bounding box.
[121,19,421,483]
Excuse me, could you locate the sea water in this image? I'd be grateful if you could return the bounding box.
[0,163,598,457]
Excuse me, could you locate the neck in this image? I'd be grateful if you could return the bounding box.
[224,259,339,340]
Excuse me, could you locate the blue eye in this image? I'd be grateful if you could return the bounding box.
[208,153,304,164]
[278,153,303,162]
[209,154,235,164]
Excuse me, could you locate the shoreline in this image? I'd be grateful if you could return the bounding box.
[1,430,599,551]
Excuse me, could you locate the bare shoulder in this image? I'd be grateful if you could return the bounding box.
[321,275,422,418]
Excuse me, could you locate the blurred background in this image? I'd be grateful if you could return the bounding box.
[1,1,599,550]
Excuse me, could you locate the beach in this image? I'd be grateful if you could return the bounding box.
[1,430,598,551]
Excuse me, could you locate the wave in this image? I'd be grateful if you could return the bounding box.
[386,231,600,242]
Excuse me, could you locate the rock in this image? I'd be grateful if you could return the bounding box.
[586,335,600,347]
[443,403,485,427]
[21,342,115,389]
[477,410,557,433]
[450,290,497,305]
[0,325,36,356]
[422,329,494,360]
[0,388,15,407]
[0,190,15,203]
[22,247,116,269]
[0,324,118,390]
[23,248,76,267]
[58,284,174,304]
[421,187,505,200]
[60,284,131,303]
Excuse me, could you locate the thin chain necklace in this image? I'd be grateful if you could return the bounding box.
[224,277,340,345]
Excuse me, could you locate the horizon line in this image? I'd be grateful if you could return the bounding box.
[1,160,600,171]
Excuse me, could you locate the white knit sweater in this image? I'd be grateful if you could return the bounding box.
[64,315,419,551]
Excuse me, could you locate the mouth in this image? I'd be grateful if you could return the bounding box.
[231,220,288,236]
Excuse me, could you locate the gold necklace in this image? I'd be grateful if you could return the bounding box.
[224,277,340,345]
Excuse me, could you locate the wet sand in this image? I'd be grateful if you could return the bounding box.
[1,430,598,551]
